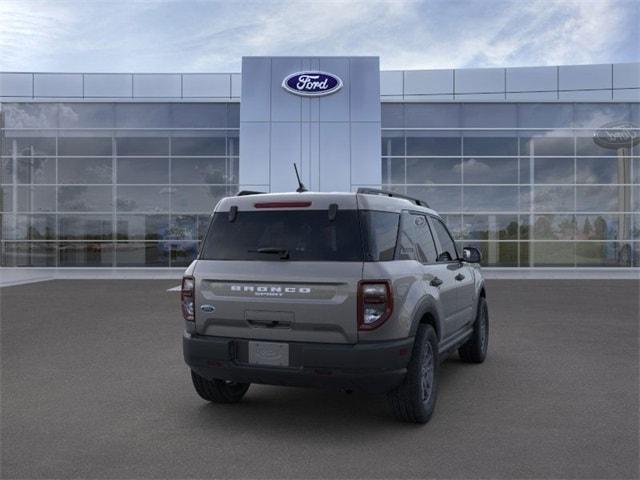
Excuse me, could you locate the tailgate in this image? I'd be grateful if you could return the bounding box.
[194,261,362,344]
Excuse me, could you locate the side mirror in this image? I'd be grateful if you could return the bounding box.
[462,247,482,264]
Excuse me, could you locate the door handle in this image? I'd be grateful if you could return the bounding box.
[430,277,443,287]
[455,273,465,281]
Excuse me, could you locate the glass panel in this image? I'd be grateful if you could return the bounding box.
[576,157,630,184]
[517,104,573,129]
[228,134,239,156]
[576,185,628,212]
[519,214,531,240]
[461,215,519,240]
[197,215,211,240]
[533,214,575,240]
[170,104,228,128]
[381,104,404,128]
[1,136,56,156]
[2,242,57,266]
[228,104,240,127]
[58,214,112,240]
[2,104,59,128]
[116,186,170,213]
[406,136,461,156]
[576,136,627,157]
[532,242,575,267]
[521,137,574,157]
[0,186,12,211]
[405,104,460,128]
[633,158,640,184]
[116,137,169,156]
[116,215,169,240]
[575,214,631,241]
[58,186,112,212]
[58,104,115,128]
[0,159,12,184]
[114,104,171,128]
[573,104,631,128]
[406,158,460,184]
[533,158,574,184]
[171,136,226,156]
[575,242,632,267]
[115,242,169,267]
[17,186,56,212]
[461,104,517,128]
[520,241,530,267]
[461,242,518,267]
[170,241,199,267]
[533,186,574,211]
[171,158,227,184]
[463,137,518,156]
[463,186,519,212]
[116,157,169,184]
[171,186,227,213]
[381,133,404,156]
[170,215,197,240]
[59,158,112,184]
[462,157,518,184]
[406,186,461,212]
[519,157,530,184]
[633,214,640,240]
[2,214,56,240]
[17,157,56,184]
[58,137,112,156]
[59,242,114,267]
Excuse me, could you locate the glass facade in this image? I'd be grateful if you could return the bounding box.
[1,100,638,268]
[382,103,640,267]
[0,102,239,267]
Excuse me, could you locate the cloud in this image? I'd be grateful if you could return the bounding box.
[0,0,637,72]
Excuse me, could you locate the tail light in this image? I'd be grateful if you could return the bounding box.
[358,280,393,330]
[181,276,195,321]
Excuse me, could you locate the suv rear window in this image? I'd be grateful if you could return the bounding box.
[201,210,364,261]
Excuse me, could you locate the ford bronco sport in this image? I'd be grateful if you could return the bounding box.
[182,188,488,424]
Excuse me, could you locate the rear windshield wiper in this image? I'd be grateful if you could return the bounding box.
[248,247,290,260]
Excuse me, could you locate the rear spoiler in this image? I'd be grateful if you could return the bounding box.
[357,188,430,208]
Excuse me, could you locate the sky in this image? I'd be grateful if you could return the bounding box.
[0,0,638,73]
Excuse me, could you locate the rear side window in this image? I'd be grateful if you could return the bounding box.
[396,212,438,263]
[201,210,363,261]
[429,217,458,261]
[360,211,400,261]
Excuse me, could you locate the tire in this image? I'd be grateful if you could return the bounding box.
[388,324,439,424]
[458,297,489,363]
[190,370,250,404]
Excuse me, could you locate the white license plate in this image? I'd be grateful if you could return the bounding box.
[248,341,289,367]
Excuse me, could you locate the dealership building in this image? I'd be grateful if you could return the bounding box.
[0,57,639,270]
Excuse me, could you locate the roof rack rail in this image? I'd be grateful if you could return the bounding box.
[356,188,430,208]
[236,190,265,196]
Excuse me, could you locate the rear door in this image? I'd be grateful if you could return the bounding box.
[428,216,475,332]
[193,206,363,344]
[396,212,459,337]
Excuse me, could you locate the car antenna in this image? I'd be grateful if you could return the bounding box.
[293,163,307,193]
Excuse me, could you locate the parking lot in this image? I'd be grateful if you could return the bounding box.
[1,279,638,479]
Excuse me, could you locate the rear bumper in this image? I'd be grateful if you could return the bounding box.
[183,333,414,394]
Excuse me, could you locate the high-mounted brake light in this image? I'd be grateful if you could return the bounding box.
[357,280,393,330]
[254,201,312,209]
[181,276,195,321]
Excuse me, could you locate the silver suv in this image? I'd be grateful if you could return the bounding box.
[182,188,488,423]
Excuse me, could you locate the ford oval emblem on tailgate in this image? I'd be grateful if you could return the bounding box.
[200,304,216,313]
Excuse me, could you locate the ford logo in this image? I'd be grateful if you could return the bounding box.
[593,122,640,149]
[200,304,216,313]
[282,71,343,97]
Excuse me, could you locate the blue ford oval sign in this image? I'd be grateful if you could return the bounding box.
[282,71,343,97]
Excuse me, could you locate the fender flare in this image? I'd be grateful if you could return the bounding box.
[408,296,443,340]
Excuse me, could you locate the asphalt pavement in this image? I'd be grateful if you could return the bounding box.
[1,279,638,479]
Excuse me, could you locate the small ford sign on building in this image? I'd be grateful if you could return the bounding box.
[282,71,343,96]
